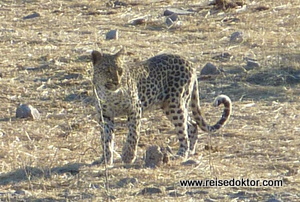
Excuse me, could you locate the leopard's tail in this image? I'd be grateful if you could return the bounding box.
[190,81,232,132]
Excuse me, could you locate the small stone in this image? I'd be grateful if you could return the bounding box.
[145,145,163,168]
[166,186,175,191]
[222,17,241,24]
[139,187,162,195]
[181,159,198,166]
[230,31,243,43]
[245,59,260,70]
[14,190,26,195]
[200,63,220,75]
[168,14,179,22]
[164,8,194,16]
[106,30,118,40]
[130,18,146,25]
[117,177,138,187]
[212,52,232,62]
[23,12,40,20]
[16,104,41,120]
[166,14,179,27]
[253,6,269,11]
[107,1,128,8]
[266,199,281,202]
[169,191,185,197]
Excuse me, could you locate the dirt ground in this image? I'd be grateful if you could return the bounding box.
[0,0,300,201]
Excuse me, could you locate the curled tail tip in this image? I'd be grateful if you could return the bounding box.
[213,94,232,107]
[217,94,231,101]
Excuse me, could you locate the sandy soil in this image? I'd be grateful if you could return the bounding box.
[0,0,299,201]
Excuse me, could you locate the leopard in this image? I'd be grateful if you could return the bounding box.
[91,49,232,165]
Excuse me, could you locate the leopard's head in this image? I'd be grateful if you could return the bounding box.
[91,49,124,91]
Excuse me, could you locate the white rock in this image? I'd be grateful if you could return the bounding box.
[106,30,118,40]
[16,104,41,120]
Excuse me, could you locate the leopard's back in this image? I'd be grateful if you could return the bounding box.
[138,54,196,110]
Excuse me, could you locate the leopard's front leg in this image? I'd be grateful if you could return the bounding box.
[99,116,115,165]
[93,86,115,165]
[122,106,142,164]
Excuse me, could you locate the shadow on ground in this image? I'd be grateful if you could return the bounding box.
[0,163,87,186]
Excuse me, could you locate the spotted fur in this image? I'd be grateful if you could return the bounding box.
[92,50,232,164]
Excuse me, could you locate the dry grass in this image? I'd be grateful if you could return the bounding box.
[0,0,299,201]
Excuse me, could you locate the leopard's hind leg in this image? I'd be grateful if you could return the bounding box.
[162,98,190,159]
[187,120,198,155]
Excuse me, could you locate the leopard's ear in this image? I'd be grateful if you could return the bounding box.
[91,50,102,65]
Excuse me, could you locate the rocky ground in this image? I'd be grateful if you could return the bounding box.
[0,0,299,201]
